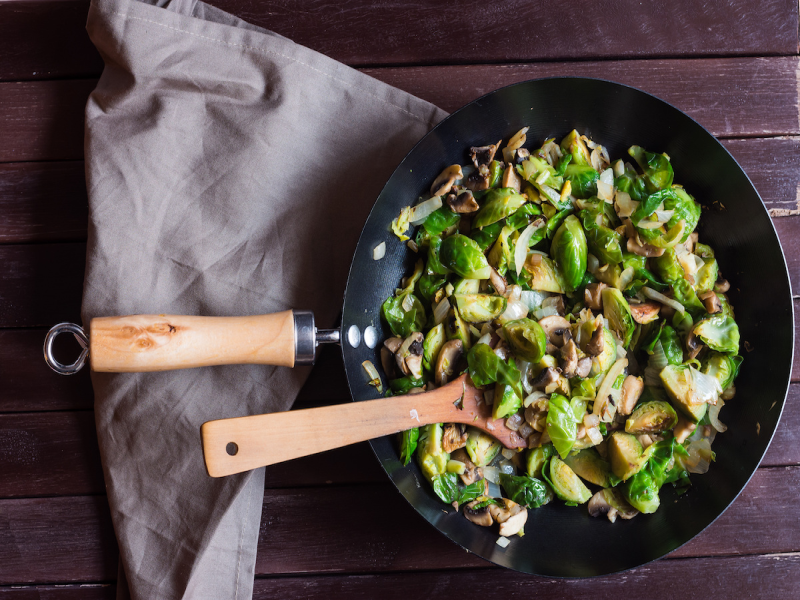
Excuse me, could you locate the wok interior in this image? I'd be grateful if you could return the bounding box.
[340,78,793,576]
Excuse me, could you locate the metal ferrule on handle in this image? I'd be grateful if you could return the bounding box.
[44,310,340,374]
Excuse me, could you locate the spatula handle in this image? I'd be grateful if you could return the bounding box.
[89,311,298,372]
[201,381,465,477]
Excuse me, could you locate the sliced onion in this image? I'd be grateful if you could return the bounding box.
[642,287,685,313]
[584,413,600,428]
[483,465,500,484]
[516,222,543,276]
[590,148,602,171]
[501,448,516,460]
[586,426,604,445]
[533,305,558,320]
[498,460,516,475]
[496,536,511,548]
[597,180,614,203]
[617,266,635,291]
[599,168,614,185]
[593,358,628,422]
[615,190,638,218]
[433,297,450,324]
[507,127,529,152]
[637,220,664,230]
[524,390,548,408]
[587,253,600,273]
[682,438,713,474]
[373,242,386,260]
[520,290,549,310]
[538,183,562,204]
[709,399,727,432]
[498,299,529,324]
[505,284,522,302]
[690,366,722,405]
[401,294,415,312]
[613,159,625,178]
[409,196,443,225]
[654,209,675,223]
[361,360,383,393]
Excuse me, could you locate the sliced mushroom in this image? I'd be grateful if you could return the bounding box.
[395,332,424,379]
[588,490,617,522]
[698,290,722,314]
[538,315,573,347]
[530,367,560,391]
[430,165,463,197]
[501,164,522,192]
[684,231,699,253]
[685,329,704,360]
[629,301,661,324]
[584,324,605,356]
[442,423,469,453]
[380,346,396,379]
[673,416,697,443]
[384,337,403,354]
[542,295,566,316]
[464,164,491,192]
[576,356,592,379]
[490,267,507,296]
[627,235,665,258]
[489,499,528,537]
[407,387,426,395]
[435,339,463,386]
[451,448,483,485]
[714,279,731,293]
[514,148,531,165]
[618,375,644,416]
[446,190,479,214]
[469,141,501,167]
[584,282,607,311]
[559,339,579,378]
[463,500,494,527]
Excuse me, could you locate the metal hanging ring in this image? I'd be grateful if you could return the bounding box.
[44,323,89,375]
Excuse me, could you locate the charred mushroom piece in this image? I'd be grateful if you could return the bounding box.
[530,366,560,391]
[501,164,522,192]
[576,356,592,378]
[627,235,665,258]
[464,164,491,192]
[447,190,479,214]
[629,301,661,324]
[384,337,403,354]
[463,500,493,527]
[588,490,616,521]
[451,448,483,485]
[585,324,606,356]
[673,416,697,443]
[469,141,501,168]
[430,165,463,197]
[490,267,507,296]
[684,231,699,253]
[584,282,607,311]
[489,499,528,537]
[442,423,469,453]
[395,332,424,379]
[514,148,531,165]
[685,329,704,360]
[618,375,644,416]
[538,315,573,347]
[559,339,579,378]
[435,339,463,386]
[380,346,396,379]
[698,290,722,314]
[714,279,731,293]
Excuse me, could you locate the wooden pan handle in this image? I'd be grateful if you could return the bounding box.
[89,311,296,372]
[201,382,465,477]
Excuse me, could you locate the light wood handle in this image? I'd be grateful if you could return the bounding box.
[89,311,296,372]
[201,382,466,477]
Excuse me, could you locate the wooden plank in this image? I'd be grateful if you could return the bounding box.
[1,467,797,584]
[0,0,797,81]
[0,586,113,599]
[1,58,798,163]
[250,553,800,599]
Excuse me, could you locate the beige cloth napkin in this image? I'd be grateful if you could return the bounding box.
[82,0,446,597]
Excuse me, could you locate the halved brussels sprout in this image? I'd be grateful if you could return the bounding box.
[547,456,591,504]
[422,324,446,372]
[465,428,501,467]
[585,222,623,265]
[452,278,480,295]
[546,393,577,459]
[660,364,707,423]
[472,188,527,228]
[608,431,644,481]
[527,443,555,478]
[493,382,523,420]
[417,423,450,482]
[564,164,599,198]
[560,130,591,166]
[664,187,701,243]
[422,206,461,236]
[502,318,547,362]
[440,234,492,279]
[624,401,678,434]
[445,306,471,350]
[602,287,635,347]
[591,328,617,376]
[702,351,742,390]
[629,146,674,193]
[563,448,615,487]
[524,254,565,293]
[695,257,719,294]
[454,294,507,323]
[550,215,588,292]
[693,315,740,353]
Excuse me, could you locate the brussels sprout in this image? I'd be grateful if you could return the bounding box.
[452,278,480,295]
[702,351,742,390]
[630,188,677,227]
[400,428,419,466]
[672,278,706,317]
[545,456,592,504]
[563,448,616,487]
[629,146,674,192]
[488,160,504,188]
[560,130,591,166]
[382,293,426,338]
[602,288,635,347]
[465,428,501,467]
[445,306,471,350]
[664,187,701,242]
[660,325,684,365]
[469,221,503,251]
[671,309,694,338]
[416,273,446,303]
[546,393,578,459]
[423,324,447,372]
[524,254,565,293]
[426,235,450,275]
[660,364,707,423]
[652,248,683,284]
[564,164,599,198]
[695,243,714,259]
[591,328,618,376]
[505,203,543,230]
[527,443,555,478]
[454,294,507,323]
[615,163,648,202]
[625,401,678,434]
[423,206,461,236]
[623,438,677,514]
[466,343,524,398]
[493,382,523,420]
[440,234,492,279]
[473,188,527,228]
[608,431,645,481]
[487,224,517,275]
[622,252,668,292]
[431,472,486,505]
[585,222,623,265]
[550,215,588,292]
[389,376,425,394]
[417,423,450,482]
[502,318,547,362]
[544,207,573,240]
[693,315,740,353]
[499,473,552,509]
[695,258,719,294]
[521,156,564,190]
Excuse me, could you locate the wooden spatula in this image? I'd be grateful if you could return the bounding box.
[201,373,528,477]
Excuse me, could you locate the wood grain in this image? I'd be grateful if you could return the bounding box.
[0,586,113,599]
[0,0,797,81]
[1,58,798,164]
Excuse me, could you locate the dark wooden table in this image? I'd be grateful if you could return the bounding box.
[2,1,800,597]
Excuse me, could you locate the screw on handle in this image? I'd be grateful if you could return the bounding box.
[44,323,89,375]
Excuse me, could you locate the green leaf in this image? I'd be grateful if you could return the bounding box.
[546,393,578,459]
[499,474,552,509]
[400,428,419,466]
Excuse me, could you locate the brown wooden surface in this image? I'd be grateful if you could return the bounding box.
[1,0,798,597]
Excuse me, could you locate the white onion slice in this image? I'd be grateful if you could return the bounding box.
[401,294,415,312]
[507,127,529,152]
[520,290,548,311]
[709,399,727,432]
[515,222,543,276]
[501,448,516,460]
[533,305,558,320]
[587,253,600,273]
[617,266,635,291]
[597,180,614,203]
[614,190,638,218]
[690,366,722,405]
[496,536,511,548]
[373,242,386,260]
[483,465,500,484]
[433,297,450,324]
[524,390,548,408]
[599,168,615,185]
[643,366,663,387]
[654,209,675,223]
[476,332,492,347]
[613,159,625,177]
[590,148,602,171]
[538,183,561,204]
[361,360,383,393]
[586,426,604,445]
[593,357,628,422]
[682,439,713,474]
[409,196,443,225]
[637,220,664,230]
[498,299,529,324]
[642,287,685,313]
